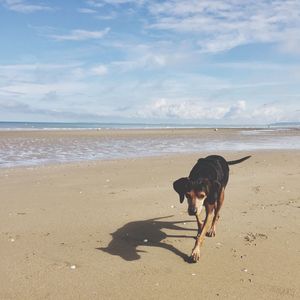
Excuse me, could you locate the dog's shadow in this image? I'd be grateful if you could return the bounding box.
[97,215,196,262]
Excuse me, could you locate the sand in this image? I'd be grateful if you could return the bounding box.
[0,137,299,299]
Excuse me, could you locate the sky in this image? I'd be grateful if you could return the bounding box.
[0,0,300,124]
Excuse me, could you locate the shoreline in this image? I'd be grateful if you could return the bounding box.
[0,120,299,132]
[1,128,300,169]
[0,148,299,172]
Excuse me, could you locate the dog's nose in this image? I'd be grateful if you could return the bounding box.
[188,207,197,216]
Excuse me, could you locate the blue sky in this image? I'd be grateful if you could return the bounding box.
[0,0,300,124]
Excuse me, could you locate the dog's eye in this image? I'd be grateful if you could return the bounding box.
[185,194,191,200]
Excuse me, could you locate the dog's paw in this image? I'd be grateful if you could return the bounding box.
[191,247,201,262]
[206,227,216,237]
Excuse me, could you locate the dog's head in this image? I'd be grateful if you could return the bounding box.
[173,177,221,215]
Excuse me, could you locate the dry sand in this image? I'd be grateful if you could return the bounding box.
[0,147,299,299]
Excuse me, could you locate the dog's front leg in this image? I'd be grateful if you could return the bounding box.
[195,212,203,234]
[195,198,205,234]
[207,188,225,237]
[191,204,214,262]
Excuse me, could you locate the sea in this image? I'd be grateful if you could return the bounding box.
[0,122,269,130]
[0,122,299,168]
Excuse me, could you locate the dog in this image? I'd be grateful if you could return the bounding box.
[173,154,251,262]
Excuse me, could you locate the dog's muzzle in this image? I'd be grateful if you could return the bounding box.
[187,196,206,216]
[188,207,197,216]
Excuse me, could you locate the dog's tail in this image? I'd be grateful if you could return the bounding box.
[227,155,251,165]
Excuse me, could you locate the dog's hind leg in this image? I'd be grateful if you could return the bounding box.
[207,187,225,237]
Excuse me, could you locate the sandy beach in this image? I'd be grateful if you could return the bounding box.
[3,0,300,298]
[0,130,299,299]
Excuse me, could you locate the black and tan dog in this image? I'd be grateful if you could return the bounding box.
[173,154,251,262]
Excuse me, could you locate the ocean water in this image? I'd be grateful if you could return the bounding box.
[0,121,265,130]
[0,123,299,168]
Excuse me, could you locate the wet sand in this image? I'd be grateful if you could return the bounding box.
[1,128,300,168]
[0,148,299,299]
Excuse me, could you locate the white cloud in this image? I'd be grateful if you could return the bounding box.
[0,63,83,86]
[224,100,246,119]
[252,104,282,121]
[0,82,87,97]
[85,0,104,8]
[77,7,97,14]
[135,98,300,123]
[95,12,117,20]
[0,62,110,108]
[252,103,300,123]
[277,29,300,55]
[90,65,108,76]
[212,62,300,71]
[0,63,79,71]
[146,0,300,53]
[137,98,245,120]
[1,0,53,13]
[105,40,194,73]
[111,53,166,71]
[49,28,110,41]
[87,0,144,6]
[0,64,110,98]
[69,64,109,79]
[0,99,105,121]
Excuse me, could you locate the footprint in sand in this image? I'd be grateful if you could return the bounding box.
[244,232,268,245]
[252,186,261,193]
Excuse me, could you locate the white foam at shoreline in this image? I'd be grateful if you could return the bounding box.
[0,131,300,168]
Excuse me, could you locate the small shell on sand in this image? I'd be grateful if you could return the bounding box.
[70,265,76,270]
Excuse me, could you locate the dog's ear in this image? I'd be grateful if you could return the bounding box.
[173,177,190,203]
[211,180,221,201]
